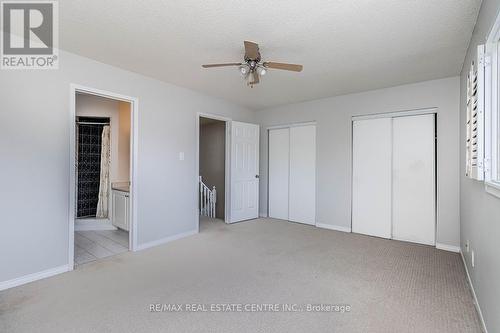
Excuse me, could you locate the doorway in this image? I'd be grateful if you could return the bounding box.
[198,116,227,229]
[196,114,260,230]
[69,85,138,269]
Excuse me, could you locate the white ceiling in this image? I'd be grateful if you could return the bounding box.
[60,0,482,110]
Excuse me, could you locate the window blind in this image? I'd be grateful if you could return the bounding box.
[466,45,485,180]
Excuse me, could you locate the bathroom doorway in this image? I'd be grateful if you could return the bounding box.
[69,85,138,269]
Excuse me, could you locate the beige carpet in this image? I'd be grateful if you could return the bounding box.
[0,218,481,333]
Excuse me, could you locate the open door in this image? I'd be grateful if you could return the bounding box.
[230,121,260,223]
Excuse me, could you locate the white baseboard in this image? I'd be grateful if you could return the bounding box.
[75,219,117,231]
[0,264,70,291]
[461,251,488,333]
[136,229,198,251]
[316,223,351,233]
[436,243,461,253]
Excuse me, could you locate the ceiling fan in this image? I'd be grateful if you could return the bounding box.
[202,41,303,88]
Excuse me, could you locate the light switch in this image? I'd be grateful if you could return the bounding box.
[179,152,185,161]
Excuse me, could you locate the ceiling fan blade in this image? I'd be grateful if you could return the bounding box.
[263,62,303,72]
[244,41,260,60]
[202,63,241,68]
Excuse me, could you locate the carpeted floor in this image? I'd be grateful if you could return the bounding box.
[0,218,481,332]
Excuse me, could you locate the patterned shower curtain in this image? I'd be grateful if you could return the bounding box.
[96,125,111,218]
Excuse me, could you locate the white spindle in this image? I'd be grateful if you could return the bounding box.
[199,177,217,218]
[212,186,216,217]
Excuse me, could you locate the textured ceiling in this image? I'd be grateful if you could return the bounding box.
[60,0,481,110]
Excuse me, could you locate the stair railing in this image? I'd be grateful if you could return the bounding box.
[199,176,216,218]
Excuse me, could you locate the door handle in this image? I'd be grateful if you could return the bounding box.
[255,175,260,179]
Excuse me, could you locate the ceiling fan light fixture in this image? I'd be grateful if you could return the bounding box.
[201,41,303,88]
[239,65,249,75]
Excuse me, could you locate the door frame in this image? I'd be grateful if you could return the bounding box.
[196,112,231,227]
[69,84,139,270]
[350,107,438,244]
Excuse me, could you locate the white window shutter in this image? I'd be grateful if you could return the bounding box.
[466,45,485,180]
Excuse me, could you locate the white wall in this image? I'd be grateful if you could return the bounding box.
[0,50,254,284]
[460,0,500,331]
[256,77,461,248]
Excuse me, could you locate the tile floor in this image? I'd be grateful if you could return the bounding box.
[74,230,128,266]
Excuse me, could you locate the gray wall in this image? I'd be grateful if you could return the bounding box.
[199,119,226,219]
[0,50,254,283]
[256,77,461,248]
[460,0,500,331]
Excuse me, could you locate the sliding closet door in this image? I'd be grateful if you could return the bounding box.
[289,125,316,225]
[352,118,392,238]
[392,115,435,245]
[268,128,290,220]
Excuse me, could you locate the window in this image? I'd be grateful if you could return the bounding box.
[483,17,500,197]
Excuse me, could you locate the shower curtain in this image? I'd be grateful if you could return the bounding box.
[96,125,111,218]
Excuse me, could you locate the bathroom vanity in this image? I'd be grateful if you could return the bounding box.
[111,183,130,231]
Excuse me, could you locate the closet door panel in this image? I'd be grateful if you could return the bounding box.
[392,115,435,245]
[352,118,392,239]
[289,125,316,225]
[268,128,290,220]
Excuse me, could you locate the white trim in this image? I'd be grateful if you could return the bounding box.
[69,84,139,273]
[196,113,232,226]
[486,11,500,44]
[0,265,70,291]
[485,182,500,198]
[316,223,352,233]
[461,251,489,333]
[74,219,117,231]
[485,18,500,196]
[352,107,437,121]
[266,121,317,130]
[198,112,232,123]
[136,229,198,251]
[435,243,461,253]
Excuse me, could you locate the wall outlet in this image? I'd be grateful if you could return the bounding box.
[471,250,475,268]
[465,240,470,253]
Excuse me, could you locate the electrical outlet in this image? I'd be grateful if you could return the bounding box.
[465,240,470,253]
[471,250,475,268]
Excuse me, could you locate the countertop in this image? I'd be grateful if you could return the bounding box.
[112,182,130,193]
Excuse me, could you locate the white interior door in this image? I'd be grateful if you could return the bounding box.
[288,125,316,225]
[392,114,435,245]
[268,128,290,220]
[352,118,392,238]
[230,121,259,223]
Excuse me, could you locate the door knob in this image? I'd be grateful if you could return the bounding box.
[255,175,260,179]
